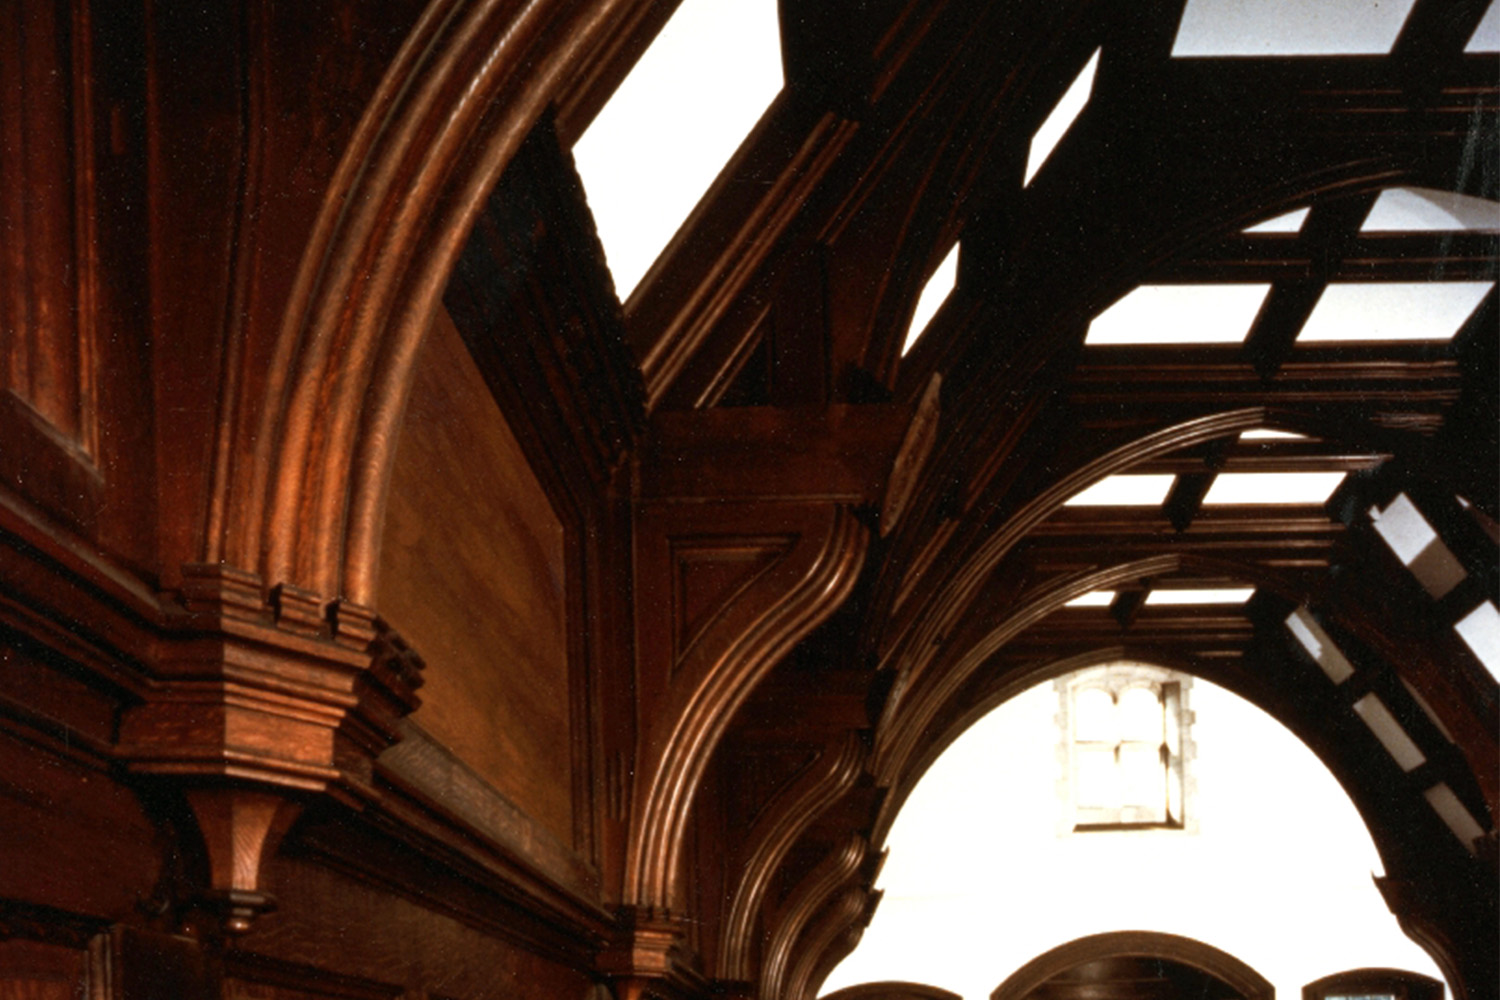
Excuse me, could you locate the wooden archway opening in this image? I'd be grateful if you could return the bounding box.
[990,931,1275,1000]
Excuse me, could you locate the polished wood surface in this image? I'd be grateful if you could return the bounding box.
[0,0,1493,998]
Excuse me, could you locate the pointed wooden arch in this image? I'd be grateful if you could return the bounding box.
[221,0,649,608]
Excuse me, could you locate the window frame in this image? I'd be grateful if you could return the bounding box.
[1055,663,1197,834]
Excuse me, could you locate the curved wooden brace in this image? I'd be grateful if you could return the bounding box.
[784,885,878,1000]
[626,505,869,909]
[881,158,1450,646]
[759,834,868,1000]
[719,732,869,981]
[877,552,1237,786]
[988,931,1274,1000]
[874,402,1468,778]
[225,0,647,605]
[873,405,1278,776]
[884,408,1269,702]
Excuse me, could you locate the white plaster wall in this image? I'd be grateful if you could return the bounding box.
[820,675,1446,1000]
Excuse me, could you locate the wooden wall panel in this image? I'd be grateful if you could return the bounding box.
[0,729,160,922]
[251,857,595,1000]
[0,0,103,536]
[0,941,86,1000]
[378,307,574,846]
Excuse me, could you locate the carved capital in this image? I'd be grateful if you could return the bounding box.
[336,621,426,783]
[124,600,426,803]
[596,910,705,1000]
[121,580,429,937]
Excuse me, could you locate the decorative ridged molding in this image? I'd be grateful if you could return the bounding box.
[873,406,1295,777]
[988,931,1275,1000]
[626,505,869,910]
[873,551,1308,788]
[882,408,1274,703]
[719,732,869,981]
[873,554,1177,785]
[759,834,868,1000]
[221,0,653,606]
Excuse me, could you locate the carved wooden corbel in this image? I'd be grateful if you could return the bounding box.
[117,565,427,937]
[1376,874,1494,1000]
[625,405,919,915]
[759,834,869,1000]
[719,733,868,983]
[784,885,880,1000]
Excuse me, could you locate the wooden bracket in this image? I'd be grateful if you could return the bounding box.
[179,787,302,938]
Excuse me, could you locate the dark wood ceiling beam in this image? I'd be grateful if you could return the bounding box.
[1161,233,1500,282]
[1238,193,1390,377]
[1162,472,1213,532]
[1108,588,1147,629]
[1129,447,1388,474]
[1068,357,1462,410]
[1390,0,1496,75]
[1010,615,1256,647]
[1023,527,1340,574]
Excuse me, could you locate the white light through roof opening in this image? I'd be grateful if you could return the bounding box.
[1063,474,1176,506]
[1024,49,1101,186]
[1065,590,1117,607]
[1144,587,1255,605]
[1171,0,1419,56]
[1468,1,1500,52]
[902,243,960,355]
[1240,428,1306,440]
[1455,601,1500,682]
[573,0,783,301]
[1085,284,1271,345]
[1296,282,1495,343]
[1202,471,1345,505]
[1244,207,1310,234]
[1361,188,1500,232]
